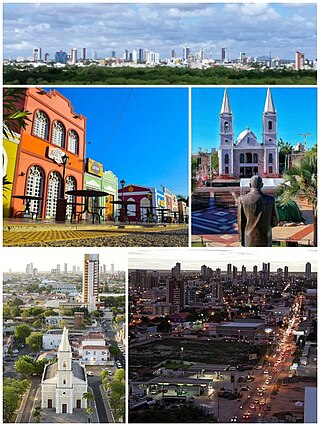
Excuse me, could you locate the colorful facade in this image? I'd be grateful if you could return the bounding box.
[9,88,86,219]
[84,158,118,221]
[3,131,20,218]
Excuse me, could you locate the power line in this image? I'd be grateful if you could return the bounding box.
[107,89,133,145]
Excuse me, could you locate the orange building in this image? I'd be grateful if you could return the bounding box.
[10,88,86,219]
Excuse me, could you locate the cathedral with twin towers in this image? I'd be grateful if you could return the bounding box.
[218,88,279,179]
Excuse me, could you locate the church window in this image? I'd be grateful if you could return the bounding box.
[63,362,66,368]
[268,120,272,131]
[224,121,229,132]
[225,139,228,144]
[269,166,273,174]
[269,153,273,163]
[240,153,245,163]
[269,138,272,142]
[225,166,229,174]
[246,153,252,163]
[63,379,66,385]
[224,153,229,164]
[253,153,258,163]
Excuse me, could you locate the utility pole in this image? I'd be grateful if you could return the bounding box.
[298,132,311,149]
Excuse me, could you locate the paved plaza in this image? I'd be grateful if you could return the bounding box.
[3,221,188,247]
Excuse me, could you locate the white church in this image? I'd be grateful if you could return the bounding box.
[218,88,279,179]
[41,327,88,414]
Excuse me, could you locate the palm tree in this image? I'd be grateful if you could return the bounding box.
[277,150,317,246]
[82,391,95,423]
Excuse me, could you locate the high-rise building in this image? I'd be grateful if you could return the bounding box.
[295,51,305,70]
[82,254,99,312]
[284,266,289,279]
[183,47,190,61]
[123,49,129,61]
[71,48,77,64]
[132,49,138,62]
[92,50,97,60]
[57,264,60,275]
[130,269,147,289]
[222,48,227,63]
[212,282,221,300]
[55,50,67,64]
[111,263,115,273]
[44,53,50,62]
[239,51,246,63]
[172,262,181,279]
[64,263,68,274]
[242,265,247,282]
[112,50,116,58]
[166,278,185,312]
[253,265,258,278]
[138,49,145,62]
[33,47,42,61]
[305,262,311,279]
[227,263,232,279]
[171,49,176,59]
[82,47,86,61]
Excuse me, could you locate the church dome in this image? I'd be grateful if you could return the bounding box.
[236,128,257,143]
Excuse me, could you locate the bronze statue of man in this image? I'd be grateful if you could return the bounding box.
[238,175,279,247]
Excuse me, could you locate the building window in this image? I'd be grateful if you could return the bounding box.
[224,121,229,132]
[246,153,252,163]
[253,153,258,163]
[26,166,44,216]
[127,197,136,217]
[224,153,229,164]
[63,379,66,385]
[46,171,61,218]
[33,110,49,140]
[269,166,273,174]
[65,176,76,219]
[268,120,272,131]
[225,139,228,144]
[240,153,245,163]
[52,121,65,147]
[269,153,273,163]
[68,130,79,154]
[225,166,229,174]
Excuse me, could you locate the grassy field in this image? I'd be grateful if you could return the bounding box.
[130,338,266,367]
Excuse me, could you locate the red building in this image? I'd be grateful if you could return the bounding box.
[9,88,86,219]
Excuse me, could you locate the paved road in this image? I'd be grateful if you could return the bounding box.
[88,376,108,423]
[19,379,40,423]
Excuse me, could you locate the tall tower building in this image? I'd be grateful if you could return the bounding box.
[218,88,234,175]
[221,47,227,62]
[284,266,289,279]
[71,48,77,64]
[82,47,86,61]
[82,254,99,312]
[64,263,68,274]
[305,262,311,279]
[166,279,185,312]
[33,47,42,61]
[171,262,181,279]
[111,263,115,273]
[183,47,190,61]
[295,51,305,70]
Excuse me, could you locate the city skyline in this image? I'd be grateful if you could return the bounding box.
[2,248,127,272]
[3,3,317,60]
[192,87,317,153]
[128,248,318,272]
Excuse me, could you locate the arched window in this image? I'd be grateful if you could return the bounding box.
[269,166,273,174]
[253,153,258,163]
[240,153,245,163]
[63,362,66,368]
[224,153,229,164]
[33,110,49,140]
[46,171,61,218]
[224,121,229,132]
[225,166,229,174]
[127,197,136,217]
[26,166,44,216]
[246,153,252,163]
[52,121,65,147]
[268,153,273,163]
[68,130,79,154]
[63,379,66,385]
[65,176,76,219]
[268,120,272,131]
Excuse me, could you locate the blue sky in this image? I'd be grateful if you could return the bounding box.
[55,87,188,196]
[3,3,317,59]
[192,87,317,152]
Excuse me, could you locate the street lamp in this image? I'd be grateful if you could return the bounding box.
[120,179,125,222]
[181,347,184,365]
[61,153,69,198]
[148,190,153,222]
[265,327,273,361]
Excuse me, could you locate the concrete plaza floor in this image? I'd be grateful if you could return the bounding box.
[3,220,189,247]
[192,203,315,247]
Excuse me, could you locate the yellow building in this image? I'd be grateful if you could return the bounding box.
[3,131,20,218]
